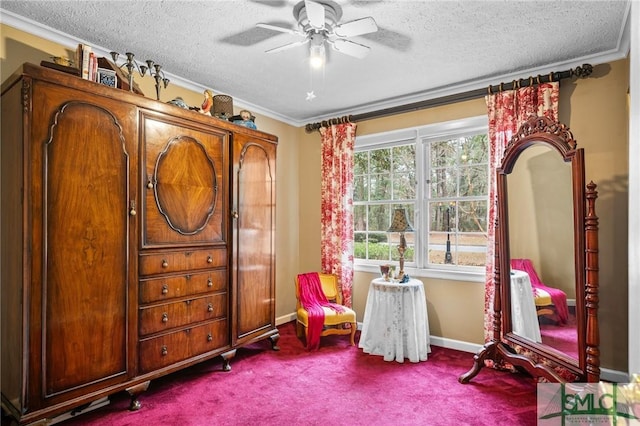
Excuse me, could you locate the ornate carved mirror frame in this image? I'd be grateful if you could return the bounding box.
[459,115,600,383]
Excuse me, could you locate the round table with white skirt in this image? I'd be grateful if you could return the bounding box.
[359,278,431,363]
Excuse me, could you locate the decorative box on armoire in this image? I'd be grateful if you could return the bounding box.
[0,63,279,425]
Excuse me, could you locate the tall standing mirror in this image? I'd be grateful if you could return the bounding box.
[459,115,600,383]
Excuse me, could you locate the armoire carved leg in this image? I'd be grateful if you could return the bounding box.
[270,333,281,351]
[221,349,236,372]
[458,341,496,384]
[126,381,149,411]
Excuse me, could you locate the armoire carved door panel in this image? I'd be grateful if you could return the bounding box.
[141,112,229,247]
[25,81,139,405]
[231,133,278,347]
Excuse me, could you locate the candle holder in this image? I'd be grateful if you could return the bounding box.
[144,60,170,101]
[109,52,169,100]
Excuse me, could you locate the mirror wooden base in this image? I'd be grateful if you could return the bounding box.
[459,341,573,384]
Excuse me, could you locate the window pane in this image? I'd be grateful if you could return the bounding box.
[459,165,487,197]
[370,174,391,200]
[354,151,368,175]
[370,148,391,173]
[458,200,487,233]
[456,233,486,266]
[393,145,415,172]
[430,140,457,167]
[394,172,415,199]
[369,232,389,260]
[461,134,489,164]
[354,174,367,201]
[430,167,457,198]
[427,231,454,265]
[368,205,390,231]
[354,232,366,259]
[354,205,367,231]
[429,202,454,232]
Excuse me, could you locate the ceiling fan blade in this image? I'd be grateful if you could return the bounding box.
[249,0,289,7]
[256,23,303,36]
[334,17,378,38]
[304,0,326,30]
[330,39,371,59]
[265,38,309,54]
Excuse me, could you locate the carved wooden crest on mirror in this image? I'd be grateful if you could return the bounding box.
[459,115,600,384]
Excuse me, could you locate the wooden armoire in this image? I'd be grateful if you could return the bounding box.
[0,63,278,425]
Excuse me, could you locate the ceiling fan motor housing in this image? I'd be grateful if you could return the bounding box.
[294,0,340,33]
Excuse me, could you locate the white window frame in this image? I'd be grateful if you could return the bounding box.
[354,115,488,282]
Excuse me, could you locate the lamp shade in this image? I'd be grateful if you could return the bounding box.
[387,208,414,233]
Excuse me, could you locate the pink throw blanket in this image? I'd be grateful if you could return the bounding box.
[511,258,569,324]
[297,273,345,351]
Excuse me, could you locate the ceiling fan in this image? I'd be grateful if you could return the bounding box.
[256,0,378,66]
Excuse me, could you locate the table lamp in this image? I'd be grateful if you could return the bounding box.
[387,208,414,279]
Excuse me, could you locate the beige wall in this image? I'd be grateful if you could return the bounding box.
[2,23,629,372]
[559,59,630,371]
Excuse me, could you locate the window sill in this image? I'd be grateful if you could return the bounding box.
[354,263,485,283]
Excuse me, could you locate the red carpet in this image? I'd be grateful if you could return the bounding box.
[540,312,578,359]
[54,322,537,425]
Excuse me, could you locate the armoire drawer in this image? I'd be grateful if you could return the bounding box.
[139,269,227,304]
[139,248,227,276]
[139,293,227,336]
[138,319,229,373]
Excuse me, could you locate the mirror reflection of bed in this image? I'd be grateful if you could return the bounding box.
[507,144,577,358]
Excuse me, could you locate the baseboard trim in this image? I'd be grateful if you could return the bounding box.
[276,313,297,326]
[428,336,483,354]
[278,313,629,382]
[600,368,629,383]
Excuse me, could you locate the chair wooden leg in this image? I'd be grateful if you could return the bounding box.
[349,322,356,346]
[296,320,303,338]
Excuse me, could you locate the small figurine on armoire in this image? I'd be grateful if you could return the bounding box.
[233,109,257,130]
[200,89,213,114]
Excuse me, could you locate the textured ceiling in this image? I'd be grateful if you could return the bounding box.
[0,0,631,126]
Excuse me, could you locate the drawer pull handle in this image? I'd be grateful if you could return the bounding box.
[129,200,137,216]
[162,284,169,295]
[232,210,239,219]
[207,303,214,312]
[162,259,168,268]
[207,279,213,287]
[207,255,213,264]
[161,313,168,323]
[207,333,213,342]
[147,176,154,189]
[161,345,168,356]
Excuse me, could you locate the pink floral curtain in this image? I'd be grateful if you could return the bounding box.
[483,82,559,342]
[320,122,357,307]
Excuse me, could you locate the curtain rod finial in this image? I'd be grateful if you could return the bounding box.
[574,64,593,78]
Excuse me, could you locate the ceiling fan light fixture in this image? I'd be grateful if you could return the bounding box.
[309,34,326,69]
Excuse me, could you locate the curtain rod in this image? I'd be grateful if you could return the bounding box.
[304,63,593,133]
